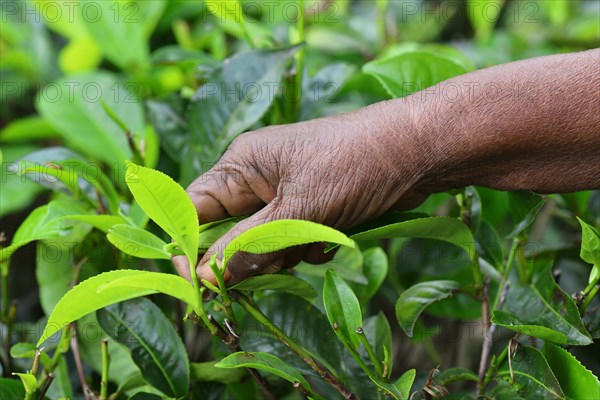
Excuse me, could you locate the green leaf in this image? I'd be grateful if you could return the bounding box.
[349,216,475,261]
[497,345,565,399]
[81,2,149,70]
[240,294,343,375]
[507,191,545,237]
[125,162,199,267]
[368,369,415,400]
[363,46,469,98]
[0,378,25,400]
[1,200,82,261]
[541,343,600,399]
[395,281,461,337]
[37,270,158,346]
[204,0,244,24]
[231,274,317,299]
[66,215,127,233]
[216,352,310,390]
[107,224,170,260]
[492,262,592,345]
[323,269,363,351]
[98,271,197,307]
[12,373,36,396]
[191,361,246,384]
[198,217,242,253]
[97,298,190,398]
[36,72,144,169]
[436,368,478,385]
[467,0,504,42]
[476,219,505,270]
[577,217,600,283]
[354,247,388,302]
[0,145,44,218]
[362,312,392,372]
[394,369,416,399]
[183,45,300,184]
[223,219,354,267]
[0,116,58,142]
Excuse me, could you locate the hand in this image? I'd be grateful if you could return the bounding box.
[173,102,431,285]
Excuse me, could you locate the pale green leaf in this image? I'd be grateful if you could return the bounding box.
[37,270,157,346]
[223,219,354,267]
[98,271,197,307]
[125,162,199,267]
[107,224,170,260]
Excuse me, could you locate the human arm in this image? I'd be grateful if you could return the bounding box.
[173,48,600,284]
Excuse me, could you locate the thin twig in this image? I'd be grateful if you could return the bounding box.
[477,276,491,394]
[37,372,54,400]
[100,338,109,400]
[70,324,91,400]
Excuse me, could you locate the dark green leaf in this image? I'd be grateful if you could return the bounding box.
[507,191,545,237]
[362,312,392,372]
[492,262,591,345]
[183,45,300,184]
[0,378,25,399]
[436,368,478,385]
[353,247,388,302]
[349,216,475,261]
[497,345,565,399]
[231,274,317,299]
[323,269,363,351]
[98,298,190,398]
[239,293,342,375]
[216,352,310,390]
[541,343,600,399]
[476,219,505,270]
[395,281,461,337]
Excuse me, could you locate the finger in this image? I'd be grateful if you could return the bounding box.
[303,242,338,264]
[196,203,294,285]
[186,166,268,225]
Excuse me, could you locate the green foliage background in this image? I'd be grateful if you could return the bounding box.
[1,0,599,399]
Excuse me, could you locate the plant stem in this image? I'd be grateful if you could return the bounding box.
[100,338,110,400]
[477,276,492,394]
[480,345,508,393]
[38,372,54,399]
[356,327,384,379]
[237,296,357,400]
[376,0,388,48]
[70,324,91,400]
[1,257,8,318]
[293,0,305,120]
[580,283,599,315]
[209,256,237,327]
[456,189,483,287]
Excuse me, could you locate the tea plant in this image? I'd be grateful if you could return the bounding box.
[1,0,599,399]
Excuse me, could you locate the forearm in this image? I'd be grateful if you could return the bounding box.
[391,49,600,194]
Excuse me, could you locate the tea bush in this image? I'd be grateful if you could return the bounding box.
[1,1,599,399]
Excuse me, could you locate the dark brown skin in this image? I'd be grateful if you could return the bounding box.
[173,48,600,285]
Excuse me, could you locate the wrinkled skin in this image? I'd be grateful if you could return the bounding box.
[173,49,600,285]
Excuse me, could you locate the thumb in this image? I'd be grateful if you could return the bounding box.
[196,203,291,286]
